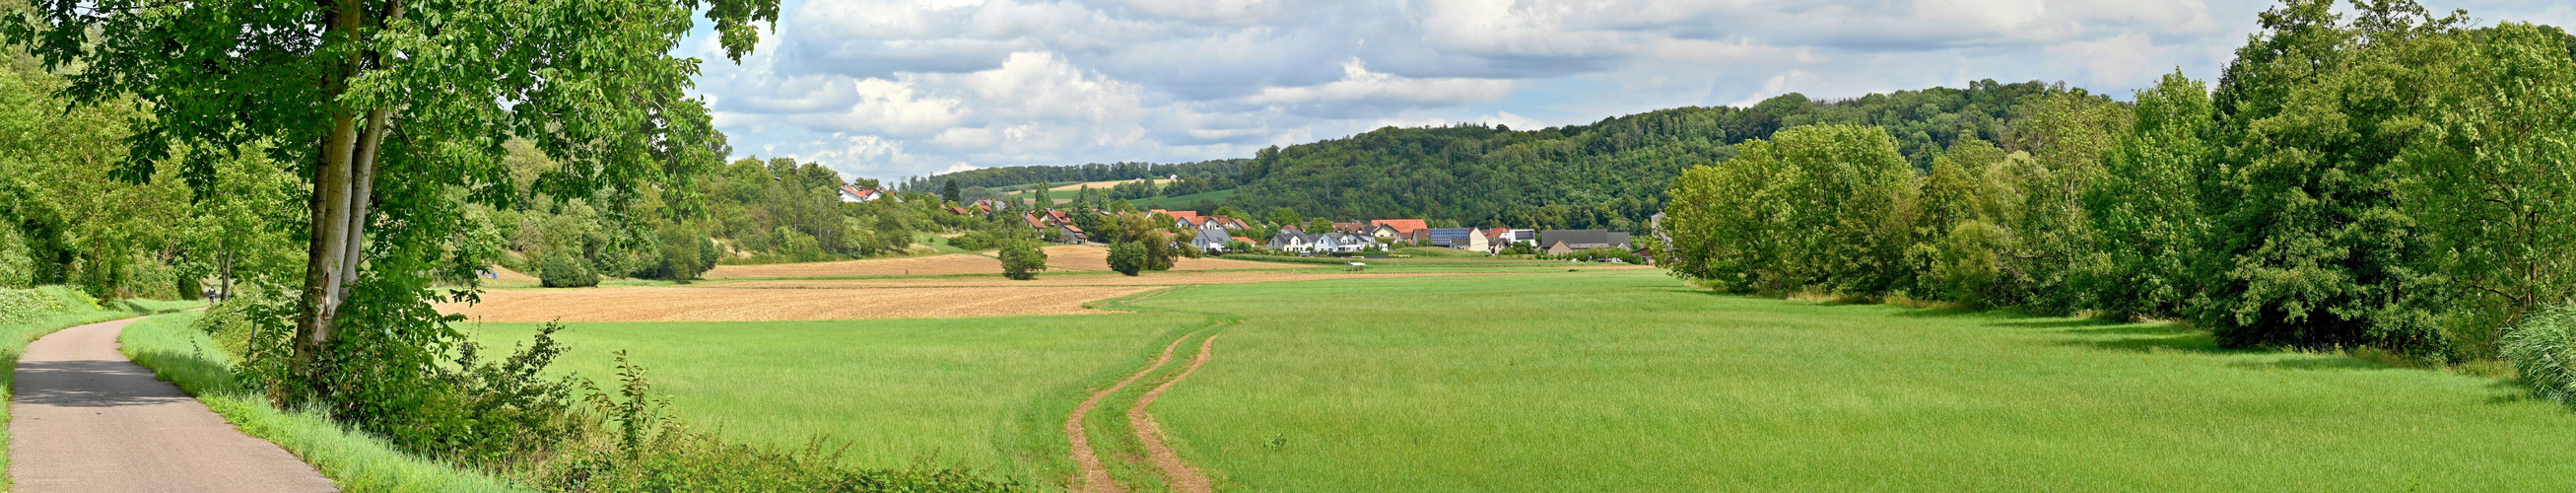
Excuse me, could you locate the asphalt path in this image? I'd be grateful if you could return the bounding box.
[8,317,336,492]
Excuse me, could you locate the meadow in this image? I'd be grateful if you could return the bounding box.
[463,309,1205,482]
[469,266,2576,490]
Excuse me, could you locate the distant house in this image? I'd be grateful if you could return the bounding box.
[1330,222,1368,234]
[1022,212,1051,230]
[1370,219,1430,243]
[1190,228,1231,252]
[1057,225,1089,245]
[1538,230,1633,255]
[1266,232,1315,252]
[1424,228,1487,250]
[839,185,887,203]
[1316,233,1370,253]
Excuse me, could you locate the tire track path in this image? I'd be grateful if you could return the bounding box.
[1128,331,1221,493]
[1065,329,1196,493]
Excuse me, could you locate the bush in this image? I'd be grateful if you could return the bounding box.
[949,230,999,251]
[2505,305,2576,405]
[997,240,1047,280]
[1550,247,1642,264]
[0,223,32,289]
[1108,242,1145,276]
[540,252,600,288]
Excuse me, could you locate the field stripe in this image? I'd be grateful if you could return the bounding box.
[1066,328,1198,493]
[1129,330,1224,493]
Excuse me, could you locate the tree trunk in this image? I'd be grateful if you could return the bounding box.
[291,0,368,400]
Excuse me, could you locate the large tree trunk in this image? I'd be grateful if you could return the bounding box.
[291,0,369,400]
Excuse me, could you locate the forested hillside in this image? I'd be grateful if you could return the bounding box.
[895,160,1246,191]
[913,80,2069,233]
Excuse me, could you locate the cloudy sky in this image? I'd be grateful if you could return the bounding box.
[674,0,2576,181]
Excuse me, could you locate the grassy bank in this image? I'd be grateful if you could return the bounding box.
[0,286,200,489]
[466,311,1204,483]
[118,312,528,493]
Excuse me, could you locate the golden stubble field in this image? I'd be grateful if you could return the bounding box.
[441,245,1516,322]
[1041,245,1287,271]
[439,285,1163,322]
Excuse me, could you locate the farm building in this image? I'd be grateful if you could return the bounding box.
[1425,228,1488,250]
[1538,230,1632,255]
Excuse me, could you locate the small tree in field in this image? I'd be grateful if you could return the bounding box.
[1108,242,1146,276]
[999,240,1047,280]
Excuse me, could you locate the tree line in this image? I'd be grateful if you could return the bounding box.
[1661,1,2576,367]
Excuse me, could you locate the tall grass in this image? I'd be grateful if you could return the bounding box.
[119,313,530,493]
[0,286,200,489]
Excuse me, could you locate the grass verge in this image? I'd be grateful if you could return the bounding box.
[119,312,529,493]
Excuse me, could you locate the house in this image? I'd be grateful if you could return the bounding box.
[1056,225,1089,245]
[1315,233,1370,253]
[1202,216,1250,231]
[1425,228,1487,250]
[1330,222,1368,234]
[945,206,971,215]
[1047,209,1073,225]
[1191,228,1231,252]
[1369,219,1430,243]
[1538,230,1633,255]
[838,185,886,203]
[1266,232,1315,252]
[1022,212,1051,230]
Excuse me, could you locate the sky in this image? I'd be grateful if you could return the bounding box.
[672,0,2576,181]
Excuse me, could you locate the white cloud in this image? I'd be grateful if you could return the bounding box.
[1244,58,1516,109]
[679,0,2576,180]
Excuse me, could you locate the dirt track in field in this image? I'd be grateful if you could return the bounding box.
[1129,332,1221,493]
[438,285,1157,322]
[703,254,1004,278]
[1065,329,1199,493]
[1042,246,1297,271]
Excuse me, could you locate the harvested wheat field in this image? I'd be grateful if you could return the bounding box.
[703,254,1002,279]
[438,285,1158,322]
[1042,245,1291,271]
[713,270,1499,289]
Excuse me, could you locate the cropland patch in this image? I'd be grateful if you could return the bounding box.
[1043,245,1293,271]
[438,285,1156,322]
[712,270,1496,289]
[704,254,1002,279]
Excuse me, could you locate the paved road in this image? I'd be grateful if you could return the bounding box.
[8,317,336,492]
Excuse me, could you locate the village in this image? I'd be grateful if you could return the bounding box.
[835,181,1647,261]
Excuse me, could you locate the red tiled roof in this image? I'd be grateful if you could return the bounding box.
[1231,236,1254,243]
[1166,210,1200,220]
[1371,219,1429,233]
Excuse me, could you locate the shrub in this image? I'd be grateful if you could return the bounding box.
[0,287,70,327]
[2505,305,2576,405]
[997,240,1047,280]
[1108,242,1145,276]
[0,223,32,289]
[540,252,600,288]
[1551,247,1642,264]
[948,230,999,251]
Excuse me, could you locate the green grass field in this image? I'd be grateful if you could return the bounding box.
[464,310,1205,481]
[468,268,2576,490]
